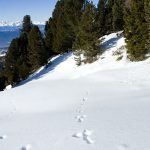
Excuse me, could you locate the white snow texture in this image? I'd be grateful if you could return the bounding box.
[0,32,150,150]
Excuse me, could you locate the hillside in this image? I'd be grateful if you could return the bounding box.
[0,32,150,150]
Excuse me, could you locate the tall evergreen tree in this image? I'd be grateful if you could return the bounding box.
[104,0,114,34]
[52,7,72,53]
[45,0,84,54]
[4,34,30,84]
[64,0,84,32]
[22,15,33,34]
[44,18,54,56]
[3,15,49,86]
[28,25,48,71]
[48,0,66,53]
[96,0,106,36]
[124,0,148,61]
[4,38,20,85]
[112,0,125,31]
[17,33,31,80]
[73,2,100,65]
[145,0,150,53]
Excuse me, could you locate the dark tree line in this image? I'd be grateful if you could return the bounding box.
[0,15,49,89]
[0,0,150,90]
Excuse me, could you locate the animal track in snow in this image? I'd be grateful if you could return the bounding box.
[0,135,7,140]
[82,97,87,102]
[72,132,83,138]
[83,135,95,144]
[83,129,93,136]
[75,115,87,123]
[21,144,32,150]
[72,129,94,144]
[83,129,94,144]
[76,97,87,114]
[72,94,95,144]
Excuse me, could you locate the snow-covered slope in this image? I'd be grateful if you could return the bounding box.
[0,32,150,150]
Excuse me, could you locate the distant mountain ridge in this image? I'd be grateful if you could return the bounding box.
[0,21,45,50]
[0,21,45,27]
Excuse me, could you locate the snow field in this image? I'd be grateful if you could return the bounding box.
[0,32,150,150]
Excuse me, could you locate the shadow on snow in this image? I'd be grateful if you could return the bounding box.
[16,52,72,87]
[101,36,121,51]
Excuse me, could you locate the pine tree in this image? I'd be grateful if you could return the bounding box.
[104,0,114,34]
[52,8,72,53]
[4,32,31,85]
[4,38,20,85]
[64,0,84,32]
[96,0,106,37]
[3,15,47,86]
[45,0,84,54]
[28,25,48,71]
[22,15,33,34]
[112,0,125,31]
[145,0,150,53]
[44,18,54,56]
[73,2,100,65]
[4,34,31,85]
[49,0,66,53]
[124,0,148,61]
[17,33,31,80]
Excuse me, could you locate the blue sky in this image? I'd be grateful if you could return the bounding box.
[0,0,98,22]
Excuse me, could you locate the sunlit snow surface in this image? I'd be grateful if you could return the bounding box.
[0,32,150,150]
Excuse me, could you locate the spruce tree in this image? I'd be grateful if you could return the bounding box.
[44,18,54,56]
[17,33,31,80]
[73,2,100,65]
[22,15,33,33]
[3,15,46,86]
[112,0,125,31]
[52,8,72,53]
[28,25,48,71]
[45,0,84,54]
[104,0,114,34]
[4,34,30,85]
[49,0,66,53]
[124,0,148,61]
[96,0,106,36]
[64,0,84,32]
[4,38,20,85]
[145,0,150,53]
